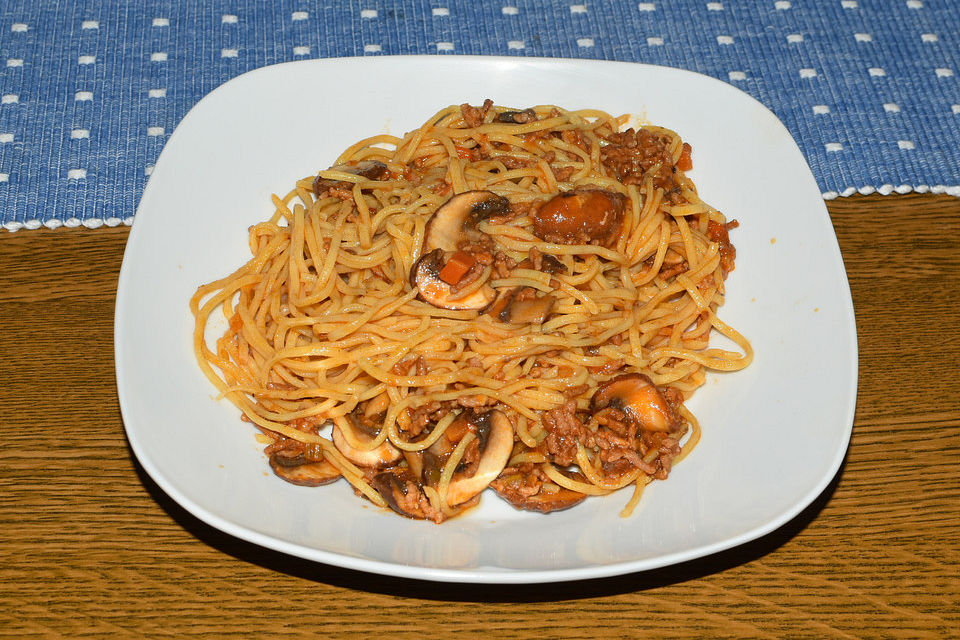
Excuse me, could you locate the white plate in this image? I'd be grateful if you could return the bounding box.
[115,56,857,584]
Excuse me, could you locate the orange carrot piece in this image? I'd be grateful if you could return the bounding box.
[438,251,477,285]
[677,143,693,171]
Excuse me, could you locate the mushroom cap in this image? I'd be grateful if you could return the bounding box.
[486,289,556,324]
[313,160,390,196]
[445,410,515,506]
[332,419,402,468]
[411,249,495,311]
[590,373,680,433]
[371,470,433,521]
[268,452,341,487]
[496,108,538,124]
[516,252,568,275]
[423,190,510,252]
[532,189,626,247]
[491,476,587,513]
[503,293,556,324]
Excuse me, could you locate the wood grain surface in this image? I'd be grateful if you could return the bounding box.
[1,194,958,638]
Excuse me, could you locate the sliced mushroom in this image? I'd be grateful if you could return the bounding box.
[497,487,586,513]
[313,160,390,196]
[486,288,555,324]
[411,249,495,311]
[590,373,680,433]
[371,469,438,521]
[503,294,555,324]
[402,450,424,481]
[349,160,391,179]
[517,251,568,275]
[269,450,341,487]
[332,418,402,468]
[532,189,626,247]
[445,410,515,506]
[540,253,567,273]
[496,108,538,124]
[484,289,516,321]
[420,449,444,487]
[490,471,587,513]
[424,190,510,252]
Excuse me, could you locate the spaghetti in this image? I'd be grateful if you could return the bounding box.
[190,100,752,523]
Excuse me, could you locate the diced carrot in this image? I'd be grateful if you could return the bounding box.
[438,250,477,285]
[677,143,693,171]
[444,415,472,443]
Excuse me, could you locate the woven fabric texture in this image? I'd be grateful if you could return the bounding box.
[1,0,958,230]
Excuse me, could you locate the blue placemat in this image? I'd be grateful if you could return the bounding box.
[1,0,958,231]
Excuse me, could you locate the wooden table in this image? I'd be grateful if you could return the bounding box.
[1,193,957,637]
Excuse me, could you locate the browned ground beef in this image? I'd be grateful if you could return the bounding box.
[460,99,493,127]
[541,401,587,466]
[601,128,677,190]
[539,398,682,481]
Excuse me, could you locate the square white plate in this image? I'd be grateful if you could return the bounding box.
[115,56,857,584]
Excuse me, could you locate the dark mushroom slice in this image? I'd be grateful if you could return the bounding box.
[426,408,496,459]
[348,392,392,434]
[371,469,438,521]
[423,190,510,252]
[532,189,626,247]
[590,373,680,433]
[539,253,567,274]
[419,448,444,487]
[501,293,555,324]
[516,252,568,275]
[313,160,390,196]
[269,449,341,487]
[496,108,538,124]
[410,249,495,311]
[490,473,587,513]
[331,417,402,469]
[402,450,424,481]
[486,288,555,324]
[484,288,517,321]
[499,487,586,513]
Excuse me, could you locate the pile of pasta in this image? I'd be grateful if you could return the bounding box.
[191,100,752,522]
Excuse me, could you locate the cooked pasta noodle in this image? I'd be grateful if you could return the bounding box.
[191,100,752,522]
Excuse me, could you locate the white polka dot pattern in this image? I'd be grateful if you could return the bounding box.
[0,1,957,230]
